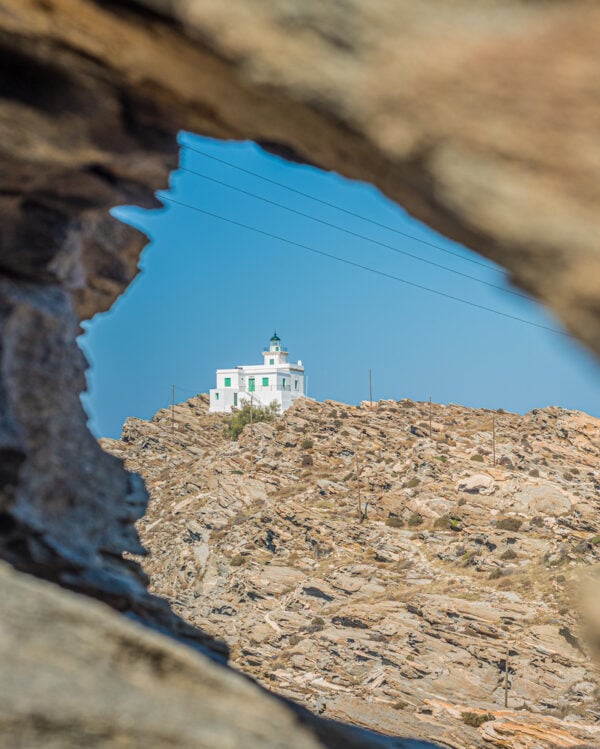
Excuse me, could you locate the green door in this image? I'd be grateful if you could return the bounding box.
[248,377,255,392]
[234,393,238,406]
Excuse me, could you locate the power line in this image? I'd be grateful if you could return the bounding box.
[173,385,201,395]
[181,142,498,272]
[177,163,530,302]
[157,192,569,338]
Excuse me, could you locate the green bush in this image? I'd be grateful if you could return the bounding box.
[301,454,313,467]
[500,548,518,560]
[434,514,462,531]
[406,478,420,488]
[408,512,424,527]
[300,438,314,450]
[223,401,280,440]
[230,554,245,566]
[470,454,484,463]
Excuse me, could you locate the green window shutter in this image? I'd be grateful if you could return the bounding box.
[282,378,286,389]
[275,346,280,351]
[215,392,219,400]
[224,377,231,387]
[248,378,255,392]
[234,393,238,406]
[294,380,298,390]
[262,377,269,387]
[269,358,274,365]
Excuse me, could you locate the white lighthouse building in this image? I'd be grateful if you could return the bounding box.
[209,333,306,413]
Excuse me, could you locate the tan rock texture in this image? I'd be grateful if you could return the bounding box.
[1,560,439,749]
[104,395,600,748]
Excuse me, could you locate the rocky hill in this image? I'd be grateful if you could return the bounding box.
[102,396,600,749]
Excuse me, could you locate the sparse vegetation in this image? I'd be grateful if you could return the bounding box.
[223,401,280,440]
[501,548,518,560]
[301,454,314,467]
[300,438,314,450]
[470,453,484,462]
[408,512,424,527]
[496,517,523,532]
[230,554,245,566]
[461,711,495,728]
[406,478,420,489]
[386,516,404,528]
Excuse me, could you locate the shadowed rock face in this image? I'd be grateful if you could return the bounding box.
[0,561,440,749]
[0,0,599,746]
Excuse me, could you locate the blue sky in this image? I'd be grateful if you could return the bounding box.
[80,133,600,438]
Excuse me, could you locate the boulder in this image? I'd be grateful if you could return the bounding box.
[456,474,496,495]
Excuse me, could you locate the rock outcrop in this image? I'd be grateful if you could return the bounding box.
[0,559,438,749]
[103,395,600,748]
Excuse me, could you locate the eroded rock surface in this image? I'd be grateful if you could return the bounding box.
[1,561,439,749]
[104,396,600,748]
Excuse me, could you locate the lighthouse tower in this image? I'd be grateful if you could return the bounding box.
[263,332,288,366]
[209,332,306,413]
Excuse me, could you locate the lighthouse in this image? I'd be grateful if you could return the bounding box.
[209,333,306,413]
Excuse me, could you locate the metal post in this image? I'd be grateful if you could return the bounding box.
[171,384,175,437]
[355,452,362,518]
[369,369,373,410]
[429,396,432,439]
[504,644,509,708]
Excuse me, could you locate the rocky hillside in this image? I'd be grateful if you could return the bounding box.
[102,396,600,749]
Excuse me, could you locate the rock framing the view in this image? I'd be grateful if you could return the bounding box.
[1,1,600,747]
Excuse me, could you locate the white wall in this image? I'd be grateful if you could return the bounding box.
[209,360,305,413]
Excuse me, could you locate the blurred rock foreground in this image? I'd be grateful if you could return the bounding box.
[103,395,600,749]
[2,0,600,747]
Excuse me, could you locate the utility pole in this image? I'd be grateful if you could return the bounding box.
[493,413,497,466]
[429,396,432,439]
[504,644,510,707]
[369,369,373,410]
[355,432,363,519]
[171,384,175,438]
[250,393,254,434]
